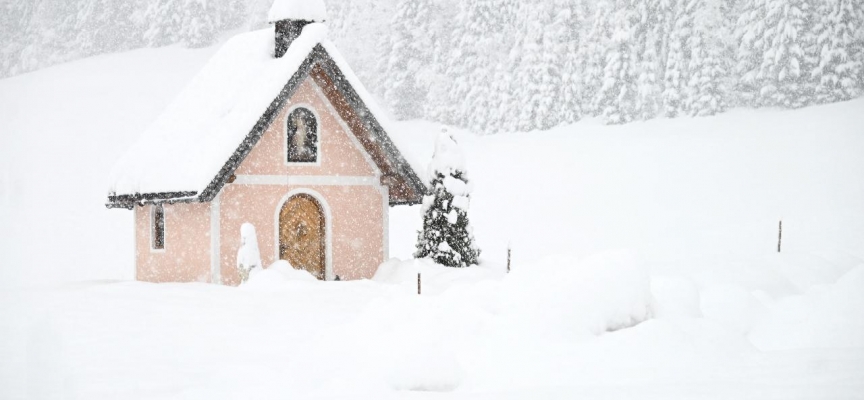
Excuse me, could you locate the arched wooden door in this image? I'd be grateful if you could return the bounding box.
[279,194,326,280]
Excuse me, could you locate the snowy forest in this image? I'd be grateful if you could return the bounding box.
[3,0,862,132]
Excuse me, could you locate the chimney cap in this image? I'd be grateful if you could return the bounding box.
[267,0,328,23]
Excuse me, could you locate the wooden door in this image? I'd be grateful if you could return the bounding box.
[279,194,326,280]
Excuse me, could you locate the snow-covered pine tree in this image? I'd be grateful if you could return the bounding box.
[634,0,664,120]
[761,0,813,108]
[594,0,640,124]
[579,2,613,117]
[437,0,520,133]
[514,2,563,131]
[73,0,140,54]
[684,0,729,116]
[662,0,693,117]
[379,0,437,120]
[179,0,219,48]
[415,132,480,268]
[736,0,813,108]
[441,0,499,131]
[0,1,38,74]
[734,0,768,107]
[807,0,864,104]
[557,0,588,125]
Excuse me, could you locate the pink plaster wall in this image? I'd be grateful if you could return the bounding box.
[134,76,388,285]
[221,76,386,285]
[235,79,378,177]
[218,184,384,285]
[135,202,211,283]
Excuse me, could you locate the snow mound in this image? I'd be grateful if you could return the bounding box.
[373,258,504,297]
[700,284,768,334]
[651,276,702,319]
[749,265,864,350]
[241,260,318,290]
[268,0,328,22]
[503,250,653,335]
[387,342,464,392]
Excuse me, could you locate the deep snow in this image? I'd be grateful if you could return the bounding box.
[1,37,864,399]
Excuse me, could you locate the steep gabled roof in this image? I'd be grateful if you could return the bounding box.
[107,24,425,210]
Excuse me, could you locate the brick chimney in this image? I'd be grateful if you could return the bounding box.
[267,0,327,58]
[274,19,312,58]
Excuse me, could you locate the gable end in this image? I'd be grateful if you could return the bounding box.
[107,44,425,209]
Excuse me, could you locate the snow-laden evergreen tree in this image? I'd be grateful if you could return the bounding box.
[558,0,589,125]
[0,1,39,75]
[684,0,729,115]
[437,0,517,132]
[734,0,768,106]
[143,0,239,48]
[594,0,640,124]
[807,0,864,103]
[579,3,613,117]
[487,38,523,133]
[736,0,813,108]
[633,0,664,120]
[415,132,480,268]
[378,0,439,120]
[662,0,693,117]
[513,2,564,131]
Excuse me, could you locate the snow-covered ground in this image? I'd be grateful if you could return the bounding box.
[1,41,863,399]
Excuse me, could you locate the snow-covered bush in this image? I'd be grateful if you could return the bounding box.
[236,222,262,283]
[414,131,480,268]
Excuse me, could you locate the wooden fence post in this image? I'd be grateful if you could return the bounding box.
[778,219,782,253]
[417,272,421,295]
[507,246,511,274]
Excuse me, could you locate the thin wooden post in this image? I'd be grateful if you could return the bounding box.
[778,220,782,253]
[417,272,421,295]
[507,246,511,273]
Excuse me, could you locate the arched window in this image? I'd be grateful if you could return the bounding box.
[286,107,318,163]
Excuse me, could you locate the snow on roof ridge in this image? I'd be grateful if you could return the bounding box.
[268,0,328,23]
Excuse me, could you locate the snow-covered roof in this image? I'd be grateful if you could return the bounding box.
[108,23,424,208]
[268,0,328,22]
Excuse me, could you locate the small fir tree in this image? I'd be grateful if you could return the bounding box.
[415,132,480,268]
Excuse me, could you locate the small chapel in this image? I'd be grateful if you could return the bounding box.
[106,0,425,285]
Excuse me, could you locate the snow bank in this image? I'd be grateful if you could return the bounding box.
[387,341,464,392]
[699,283,768,334]
[373,258,503,294]
[651,276,701,319]
[241,260,318,291]
[502,250,652,335]
[749,265,864,350]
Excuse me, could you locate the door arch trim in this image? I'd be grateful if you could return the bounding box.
[273,188,333,280]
